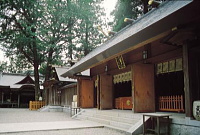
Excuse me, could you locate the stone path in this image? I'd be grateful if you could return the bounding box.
[0,108,72,123]
[5,127,127,135]
[0,121,104,133]
[0,108,127,135]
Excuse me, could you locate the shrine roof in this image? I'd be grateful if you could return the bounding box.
[61,0,193,77]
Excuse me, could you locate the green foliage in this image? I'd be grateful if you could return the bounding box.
[0,0,106,79]
[111,0,143,32]
[0,61,8,72]
[0,0,44,99]
[74,0,106,57]
[111,0,165,32]
[8,55,32,73]
[38,63,47,76]
[0,55,32,73]
[0,0,42,65]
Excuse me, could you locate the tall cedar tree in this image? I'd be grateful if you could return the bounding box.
[0,0,42,100]
[38,0,105,79]
[0,0,106,91]
[67,0,106,65]
[37,0,78,81]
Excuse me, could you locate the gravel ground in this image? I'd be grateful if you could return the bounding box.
[0,108,73,123]
[0,108,128,135]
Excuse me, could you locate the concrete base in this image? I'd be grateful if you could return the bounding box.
[49,106,63,112]
[171,124,200,135]
[170,117,200,135]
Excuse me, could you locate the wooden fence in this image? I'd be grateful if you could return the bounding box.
[29,101,45,110]
[159,95,184,112]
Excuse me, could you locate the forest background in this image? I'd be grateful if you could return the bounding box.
[0,0,164,99]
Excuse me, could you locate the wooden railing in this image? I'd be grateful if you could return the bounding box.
[29,101,45,110]
[159,95,184,112]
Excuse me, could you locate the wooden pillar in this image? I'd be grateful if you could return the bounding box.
[2,92,4,103]
[49,87,51,105]
[183,44,192,117]
[10,93,12,102]
[97,75,100,110]
[50,87,52,105]
[18,93,20,108]
[45,88,48,105]
[77,79,80,107]
[53,87,55,105]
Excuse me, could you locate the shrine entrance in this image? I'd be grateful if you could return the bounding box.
[113,71,132,110]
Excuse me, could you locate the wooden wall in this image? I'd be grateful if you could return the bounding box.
[79,79,94,108]
[60,86,77,106]
[54,86,60,105]
[45,86,60,106]
[47,87,53,105]
[89,39,183,112]
[132,63,155,112]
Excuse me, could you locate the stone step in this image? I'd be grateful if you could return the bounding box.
[75,109,144,133]
[38,106,50,112]
[82,112,139,124]
[77,114,133,131]
[138,134,155,135]
[83,109,142,120]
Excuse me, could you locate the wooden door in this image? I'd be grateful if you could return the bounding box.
[133,63,155,112]
[80,79,94,108]
[100,74,113,109]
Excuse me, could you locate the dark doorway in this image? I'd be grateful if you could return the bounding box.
[155,71,184,111]
[19,86,35,108]
[113,81,132,110]
[114,81,132,98]
[155,71,184,96]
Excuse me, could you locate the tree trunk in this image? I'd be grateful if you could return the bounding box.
[33,62,40,100]
[84,21,89,56]
[45,48,53,81]
[68,21,74,66]
[142,0,149,14]
[32,29,40,100]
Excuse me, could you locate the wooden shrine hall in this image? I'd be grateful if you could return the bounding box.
[0,72,37,108]
[61,1,200,125]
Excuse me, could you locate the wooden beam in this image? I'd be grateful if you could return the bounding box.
[73,75,92,80]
